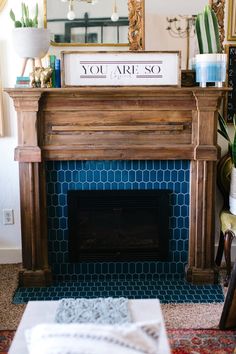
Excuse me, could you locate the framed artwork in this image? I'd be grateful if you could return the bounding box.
[228,0,236,40]
[219,260,236,329]
[61,51,181,87]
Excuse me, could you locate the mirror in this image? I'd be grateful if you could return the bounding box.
[44,0,144,49]
[144,0,225,69]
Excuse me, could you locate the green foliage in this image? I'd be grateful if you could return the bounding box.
[195,5,221,54]
[218,113,236,167]
[10,2,38,28]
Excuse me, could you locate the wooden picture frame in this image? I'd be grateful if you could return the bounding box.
[227,0,236,40]
[219,259,236,329]
[224,44,236,123]
[61,51,181,87]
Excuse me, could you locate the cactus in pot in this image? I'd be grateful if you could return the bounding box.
[195,5,221,54]
[10,2,50,76]
[194,5,226,87]
[10,2,38,28]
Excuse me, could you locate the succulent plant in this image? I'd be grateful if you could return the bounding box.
[218,113,236,167]
[195,5,221,54]
[10,2,38,28]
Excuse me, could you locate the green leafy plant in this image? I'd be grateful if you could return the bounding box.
[195,4,221,54]
[218,113,236,167]
[10,2,38,28]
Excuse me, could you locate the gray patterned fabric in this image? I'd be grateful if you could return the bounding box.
[55,297,131,324]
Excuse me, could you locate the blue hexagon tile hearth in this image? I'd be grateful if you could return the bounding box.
[12,160,225,304]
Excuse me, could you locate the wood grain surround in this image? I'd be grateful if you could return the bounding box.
[6,86,228,287]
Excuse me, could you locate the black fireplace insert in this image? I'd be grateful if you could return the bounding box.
[68,190,170,262]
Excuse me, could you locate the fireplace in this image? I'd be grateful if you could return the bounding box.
[68,190,170,262]
[6,86,227,286]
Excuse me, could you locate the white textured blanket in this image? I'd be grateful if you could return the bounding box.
[26,321,161,354]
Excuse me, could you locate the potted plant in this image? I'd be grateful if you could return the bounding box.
[195,5,227,87]
[10,2,50,74]
[218,113,236,214]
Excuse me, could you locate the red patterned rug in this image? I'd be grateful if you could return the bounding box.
[168,329,236,353]
[0,329,236,353]
[0,331,15,354]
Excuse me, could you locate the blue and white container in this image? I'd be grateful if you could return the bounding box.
[195,53,227,88]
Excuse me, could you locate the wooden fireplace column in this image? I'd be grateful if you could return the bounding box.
[6,87,227,287]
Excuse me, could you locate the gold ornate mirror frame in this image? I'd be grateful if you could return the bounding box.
[44,0,145,49]
[0,0,7,12]
[210,0,225,49]
[128,0,145,50]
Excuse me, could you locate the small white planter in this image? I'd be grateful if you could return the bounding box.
[229,166,236,215]
[195,53,227,88]
[12,28,50,59]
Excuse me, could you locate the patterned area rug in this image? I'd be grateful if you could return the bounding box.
[0,330,15,354]
[1,329,236,354]
[168,329,236,353]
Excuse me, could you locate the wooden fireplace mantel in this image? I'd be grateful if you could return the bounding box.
[6,86,228,286]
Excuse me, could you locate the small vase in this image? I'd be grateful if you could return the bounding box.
[229,166,236,215]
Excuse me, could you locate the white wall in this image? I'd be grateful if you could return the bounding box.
[0,0,234,264]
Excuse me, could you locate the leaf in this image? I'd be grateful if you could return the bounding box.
[15,21,22,28]
[232,133,236,167]
[32,18,38,28]
[204,5,213,53]
[217,128,231,142]
[35,3,38,19]
[9,9,15,22]
[196,13,209,54]
[218,113,230,142]
[211,6,221,53]
[195,15,204,54]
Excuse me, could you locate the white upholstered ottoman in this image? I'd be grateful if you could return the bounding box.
[9,299,171,354]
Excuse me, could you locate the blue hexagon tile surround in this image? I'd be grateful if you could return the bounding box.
[46,160,189,280]
[13,160,224,304]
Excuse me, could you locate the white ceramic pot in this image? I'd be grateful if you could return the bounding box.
[12,28,50,58]
[229,166,236,215]
[195,53,227,88]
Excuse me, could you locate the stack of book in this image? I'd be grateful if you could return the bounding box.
[15,76,30,88]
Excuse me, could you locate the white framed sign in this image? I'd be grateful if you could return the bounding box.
[61,51,181,87]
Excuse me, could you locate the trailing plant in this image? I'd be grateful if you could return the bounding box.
[10,2,38,28]
[195,4,221,54]
[218,113,236,167]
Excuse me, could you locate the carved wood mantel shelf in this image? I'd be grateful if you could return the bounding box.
[6,86,228,287]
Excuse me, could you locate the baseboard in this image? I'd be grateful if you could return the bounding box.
[0,248,22,264]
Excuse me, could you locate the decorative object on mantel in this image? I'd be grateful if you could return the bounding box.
[61,51,181,87]
[166,15,196,71]
[166,15,196,87]
[10,2,50,77]
[29,67,53,88]
[195,5,227,88]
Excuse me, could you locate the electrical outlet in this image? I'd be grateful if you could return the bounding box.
[3,209,14,225]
